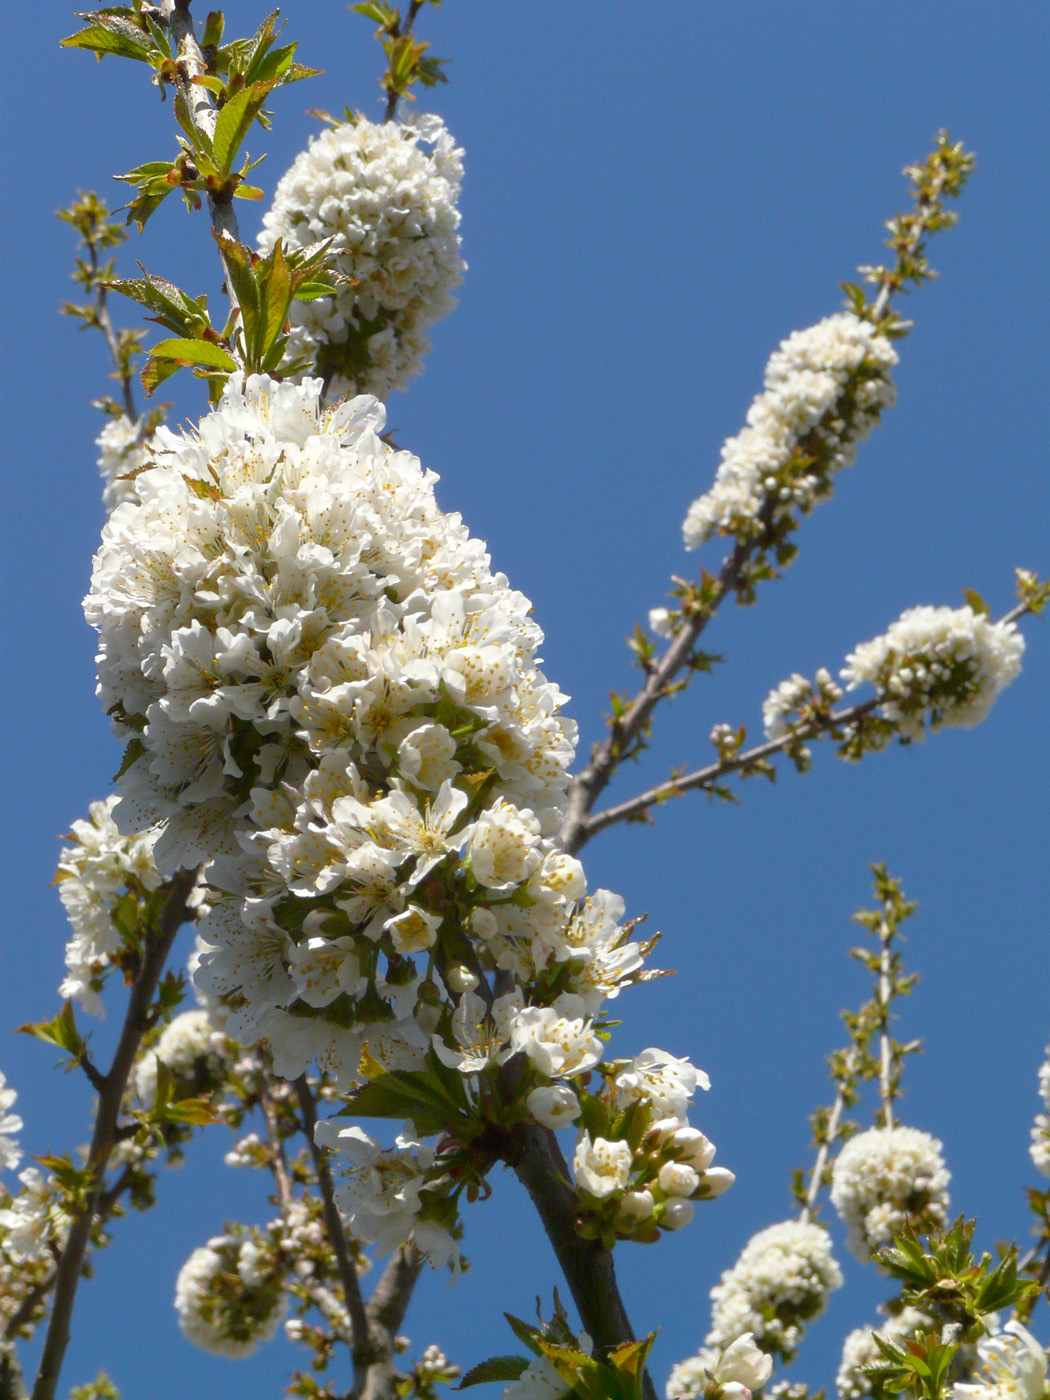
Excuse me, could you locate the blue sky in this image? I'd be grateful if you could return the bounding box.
[2,3,1049,1396]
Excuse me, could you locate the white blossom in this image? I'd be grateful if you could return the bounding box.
[841,605,1023,740]
[683,313,897,549]
[96,413,155,512]
[175,1230,287,1357]
[830,1126,951,1261]
[573,1132,633,1199]
[612,1048,708,1120]
[0,1168,71,1262]
[258,113,464,400]
[55,795,163,1016]
[0,1074,22,1174]
[131,1008,229,1108]
[1029,1043,1050,1178]
[667,1332,774,1399]
[707,1220,843,1361]
[526,1084,582,1129]
[953,1319,1049,1400]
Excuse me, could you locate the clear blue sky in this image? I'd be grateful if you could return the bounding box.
[2,4,1049,1396]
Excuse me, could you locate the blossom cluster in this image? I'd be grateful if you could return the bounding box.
[131,1008,233,1109]
[682,313,897,549]
[830,1126,951,1261]
[1031,1043,1050,1178]
[762,667,843,742]
[569,1052,734,1244]
[258,114,464,401]
[0,1166,71,1263]
[705,1220,843,1363]
[836,1307,930,1400]
[0,1072,21,1174]
[84,373,723,1265]
[666,1331,774,1400]
[54,795,165,1016]
[841,606,1024,740]
[96,413,155,513]
[175,1227,287,1357]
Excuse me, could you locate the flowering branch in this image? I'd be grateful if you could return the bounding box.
[504,1122,659,1400]
[562,134,975,857]
[30,868,197,1400]
[798,1048,859,1226]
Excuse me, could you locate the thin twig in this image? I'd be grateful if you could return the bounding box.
[877,916,895,1129]
[353,1247,425,1400]
[578,698,880,846]
[292,1077,373,1386]
[799,1049,859,1226]
[382,1,425,123]
[257,1059,295,1212]
[87,240,137,421]
[30,869,197,1400]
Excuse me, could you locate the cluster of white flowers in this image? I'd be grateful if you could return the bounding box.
[54,795,164,1016]
[175,1228,287,1357]
[1031,1044,1050,1177]
[314,1120,460,1270]
[0,1073,21,1174]
[841,605,1024,740]
[84,373,719,1264]
[836,1307,930,1400]
[570,1065,734,1239]
[258,114,464,401]
[131,1008,231,1108]
[666,1332,774,1400]
[682,313,897,549]
[96,413,155,512]
[0,1167,71,1262]
[762,668,843,741]
[830,1126,951,1261]
[952,1319,1048,1400]
[706,1220,843,1362]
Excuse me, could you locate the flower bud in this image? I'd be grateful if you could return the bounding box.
[617,1190,655,1223]
[658,1161,701,1197]
[446,965,479,993]
[697,1167,736,1198]
[673,1127,717,1170]
[662,1199,694,1230]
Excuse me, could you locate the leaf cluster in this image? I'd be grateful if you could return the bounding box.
[64,8,319,230]
[352,2,449,110]
[460,1297,657,1400]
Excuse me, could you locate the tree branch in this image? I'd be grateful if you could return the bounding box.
[292,1077,374,1388]
[30,868,197,1400]
[576,697,880,848]
[351,1246,425,1400]
[502,1122,657,1400]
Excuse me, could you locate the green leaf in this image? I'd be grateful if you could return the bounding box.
[17,1002,83,1055]
[148,338,237,371]
[962,587,989,616]
[259,238,292,356]
[114,736,146,780]
[351,2,398,26]
[212,86,258,175]
[337,1067,466,1137]
[61,15,152,63]
[503,1314,545,1358]
[457,1356,531,1389]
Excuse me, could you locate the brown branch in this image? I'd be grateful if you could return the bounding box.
[30,868,197,1400]
[560,524,770,855]
[293,1077,374,1388]
[577,698,879,848]
[351,1247,425,1400]
[502,1122,657,1400]
[257,1059,295,1212]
